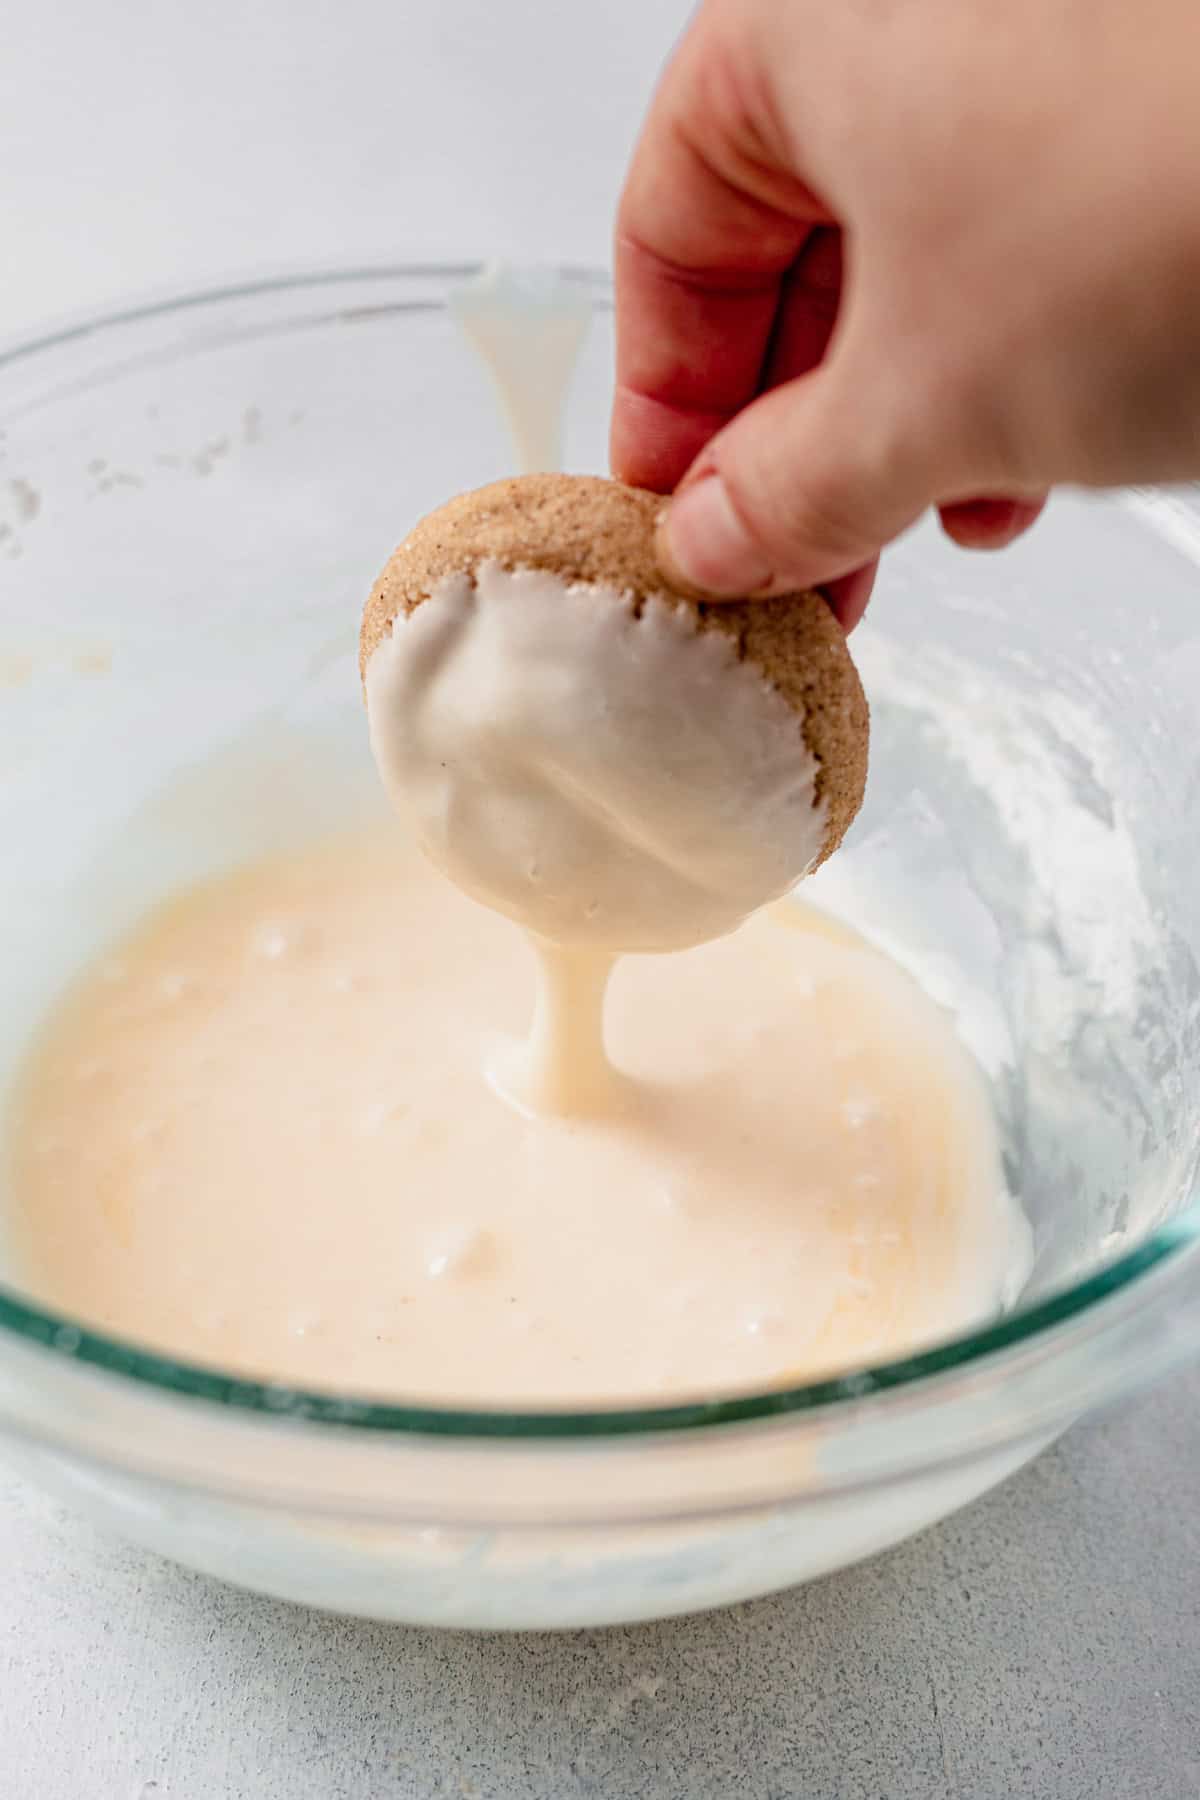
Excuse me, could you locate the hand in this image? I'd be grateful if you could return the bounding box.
[611,0,1200,626]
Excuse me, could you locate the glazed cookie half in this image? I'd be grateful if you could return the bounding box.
[361,474,869,951]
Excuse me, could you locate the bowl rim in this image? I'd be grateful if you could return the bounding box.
[1,260,1198,1445]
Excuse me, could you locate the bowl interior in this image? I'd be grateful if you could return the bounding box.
[0,267,1198,1413]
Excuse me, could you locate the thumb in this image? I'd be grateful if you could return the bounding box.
[656,351,940,599]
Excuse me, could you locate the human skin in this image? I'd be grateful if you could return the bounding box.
[611,0,1200,626]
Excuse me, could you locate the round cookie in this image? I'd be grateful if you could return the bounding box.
[361,473,868,868]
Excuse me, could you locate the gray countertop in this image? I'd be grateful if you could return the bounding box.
[2,1371,1197,1800]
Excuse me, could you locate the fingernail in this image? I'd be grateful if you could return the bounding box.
[657,472,773,599]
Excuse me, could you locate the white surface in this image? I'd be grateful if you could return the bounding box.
[1,1385,1198,1799]
[0,0,683,340]
[3,2,1199,1791]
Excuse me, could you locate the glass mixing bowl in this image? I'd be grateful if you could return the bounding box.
[0,264,1198,1630]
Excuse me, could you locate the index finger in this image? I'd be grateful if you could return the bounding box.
[610,18,829,493]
